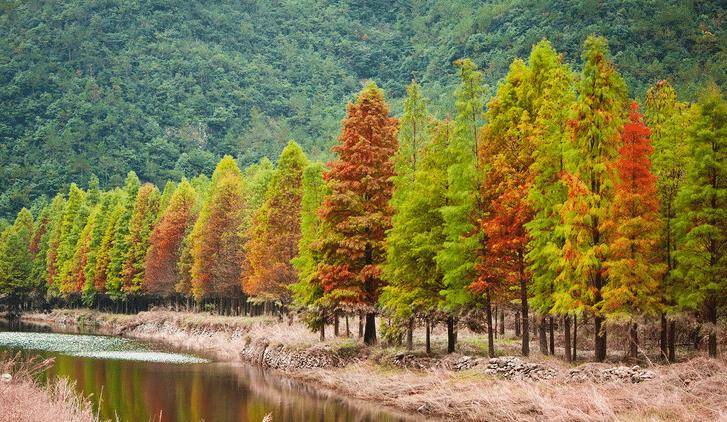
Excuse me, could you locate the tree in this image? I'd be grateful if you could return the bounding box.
[242,141,307,304]
[121,183,161,294]
[381,119,453,353]
[644,80,690,361]
[558,36,627,362]
[31,197,65,301]
[437,59,486,354]
[291,162,328,334]
[0,208,35,310]
[315,82,398,345]
[54,184,88,295]
[602,102,663,358]
[475,58,536,357]
[674,87,726,358]
[524,39,577,360]
[145,180,198,297]
[92,198,124,297]
[105,172,141,301]
[190,156,246,301]
[62,206,97,295]
[82,192,119,304]
[381,80,431,349]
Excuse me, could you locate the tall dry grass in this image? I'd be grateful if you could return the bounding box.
[0,353,98,422]
[293,357,727,421]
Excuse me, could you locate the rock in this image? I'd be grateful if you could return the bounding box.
[1,373,11,383]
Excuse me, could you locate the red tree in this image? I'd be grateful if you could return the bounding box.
[144,180,197,297]
[602,101,662,356]
[315,82,398,345]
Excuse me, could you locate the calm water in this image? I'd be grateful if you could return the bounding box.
[0,320,410,422]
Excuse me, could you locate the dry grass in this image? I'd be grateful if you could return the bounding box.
[293,357,727,421]
[0,353,98,422]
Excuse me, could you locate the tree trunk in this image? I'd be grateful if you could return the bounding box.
[548,316,555,355]
[515,310,521,337]
[406,316,414,350]
[594,314,607,362]
[660,313,669,361]
[358,311,364,338]
[425,318,431,354]
[629,322,639,359]
[564,315,572,362]
[486,289,495,358]
[668,320,676,362]
[363,312,377,345]
[572,315,578,361]
[520,277,529,356]
[345,315,350,337]
[493,305,498,339]
[706,296,717,358]
[334,311,340,337]
[499,308,505,336]
[538,316,548,355]
[320,309,326,341]
[446,316,457,354]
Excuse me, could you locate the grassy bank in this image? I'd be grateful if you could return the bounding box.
[0,354,97,422]
[22,309,727,421]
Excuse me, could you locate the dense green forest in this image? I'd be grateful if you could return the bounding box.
[0,0,724,217]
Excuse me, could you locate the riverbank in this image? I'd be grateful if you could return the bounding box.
[0,354,97,422]
[22,309,727,421]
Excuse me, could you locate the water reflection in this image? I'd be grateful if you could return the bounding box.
[0,321,411,422]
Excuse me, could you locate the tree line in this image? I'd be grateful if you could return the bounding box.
[0,36,724,361]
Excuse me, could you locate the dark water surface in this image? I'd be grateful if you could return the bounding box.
[0,320,411,422]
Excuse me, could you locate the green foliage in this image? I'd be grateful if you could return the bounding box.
[524,40,576,315]
[437,59,485,310]
[105,172,141,300]
[122,183,161,294]
[555,36,627,317]
[382,119,453,319]
[674,87,726,311]
[1,0,722,218]
[54,184,88,294]
[0,208,34,299]
[290,162,328,317]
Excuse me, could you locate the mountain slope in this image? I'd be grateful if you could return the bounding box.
[0,0,724,217]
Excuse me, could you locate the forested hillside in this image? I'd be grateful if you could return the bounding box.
[1,0,724,217]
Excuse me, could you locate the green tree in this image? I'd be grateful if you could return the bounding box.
[54,184,88,295]
[105,172,141,301]
[0,208,35,309]
[381,119,453,353]
[437,58,485,353]
[674,87,726,358]
[523,39,577,360]
[644,80,690,361]
[381,80,431,348]
[121,183,161,294]
[558,36,627,362]
[291,162,328,331]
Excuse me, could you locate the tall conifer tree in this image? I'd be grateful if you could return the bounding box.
[190,156,246,301]
[559,36,626,362]
[315,82,398,345]
[674,87,725,358]
[602,102,663,358]
[243,141,307,304]
[437,59,485,353]
[644,80,690,361]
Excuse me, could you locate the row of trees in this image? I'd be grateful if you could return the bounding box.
[0,36,723,361]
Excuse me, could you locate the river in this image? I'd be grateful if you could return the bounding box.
[0,320,410,422]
